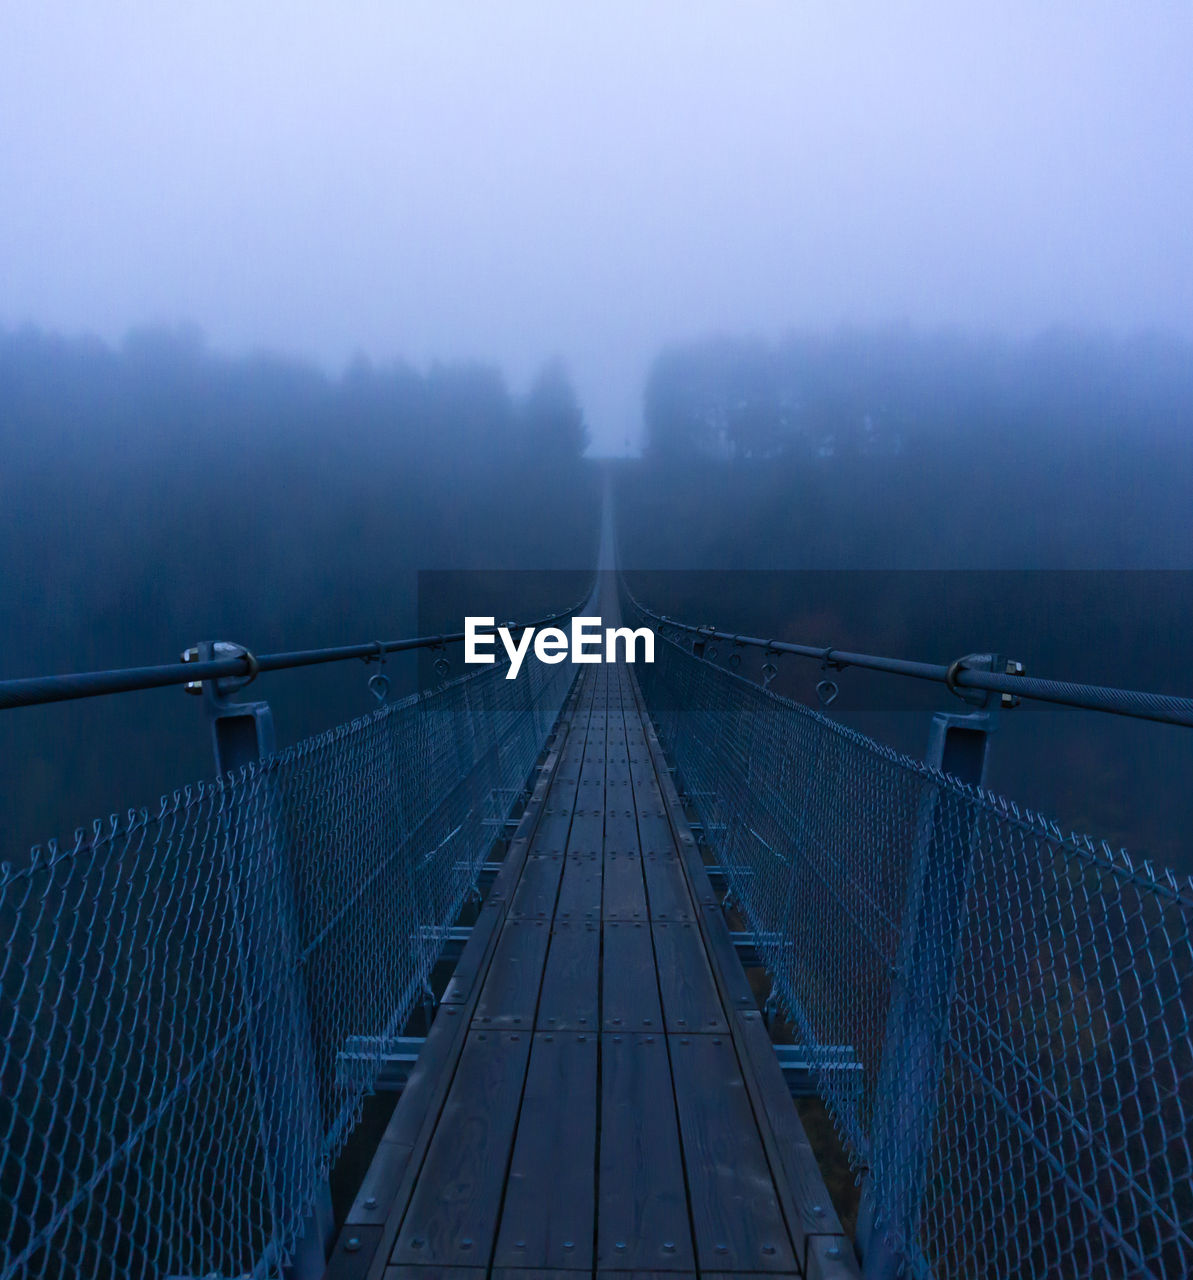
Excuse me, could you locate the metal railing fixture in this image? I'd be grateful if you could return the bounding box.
[1,616,581,1279]
[0,597,586,710]
[626,591,1193,1280]
[629,596,1193,729]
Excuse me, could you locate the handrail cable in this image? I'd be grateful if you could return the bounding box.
[0,595,589,711]
[624,584,1193,729]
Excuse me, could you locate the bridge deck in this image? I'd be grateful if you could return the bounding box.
[327,657,858,1280]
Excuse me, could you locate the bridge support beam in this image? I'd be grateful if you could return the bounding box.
[858,670,1000,1279]
[189,642,334,1280]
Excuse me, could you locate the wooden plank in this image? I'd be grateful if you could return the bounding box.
[440,897,503,1005]
[535,921,600,1032]
[697,903,758,1014]
[668,1034,797,1273]
[349,680,584,1280]
[555,853,602,923]
[493,1032,598,1269]
[602,921,663,1032]
[642,853,695,922]
[343,1139,413,1227]
[565,805,605,857]
[509,853,564,920]
[598,1033,694,1271]
[326,1224,384,1279]
[651,921,728,1034]
[497,1271,592,1280]
[623,677,719,910]
[602,851,648,921]
[805,1236,862,1279]
[343,996,470,1232]
[702,1274,800,1280]
[391,1030,532,1267]
[596,1274,696,1280]
[733,1010,845,1269]
[603,803,641,855]
[384,1269,483,1280]
[472,920,551,1029]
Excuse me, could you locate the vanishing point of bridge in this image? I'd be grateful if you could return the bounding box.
[325,592,854,1280]
[2,496,1191,1280]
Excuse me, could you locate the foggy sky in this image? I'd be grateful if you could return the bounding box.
[2,3,1191,454]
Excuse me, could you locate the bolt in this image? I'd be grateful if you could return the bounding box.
[762,1244,776,1255]
[564,1240,575,1250]
[461,1237,473,1249]
[616,1241,627,1251]
[345,1237,360,1253]
[412,1238,425,1250]
[827,1245,842,1260]
[812,1203,825,1216]
[663,1241,676,1252]
[363,1196,377,1209]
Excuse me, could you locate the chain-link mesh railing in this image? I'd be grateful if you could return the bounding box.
[631,612,1193,1280]
[1,653,576,1280]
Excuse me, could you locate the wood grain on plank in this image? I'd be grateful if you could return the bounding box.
[602,920,663,1032]
[509,853,564,920]
[390,1030,531,1267]
[535,921,600,1032]
[598,1033,695,1272]
[602,851,648,921]
[669,1033,797,1273]
[493,1031,598,1269]
[652,920,728,1033]
[472,920,551,1030]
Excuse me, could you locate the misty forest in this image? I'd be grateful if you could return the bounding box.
[3,323,1191,872]
[3,9,1192,1280]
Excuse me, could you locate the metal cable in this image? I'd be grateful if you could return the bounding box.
[624,585,1193,729]
[0,594,589,711]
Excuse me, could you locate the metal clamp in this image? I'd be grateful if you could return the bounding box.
[1001,659,1025,709]
[181,642,259,697]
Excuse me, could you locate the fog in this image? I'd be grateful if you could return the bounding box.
[3,3,1192,452]
[3,7,1193,867]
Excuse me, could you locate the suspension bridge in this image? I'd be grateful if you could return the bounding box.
[2,494,1190,1280]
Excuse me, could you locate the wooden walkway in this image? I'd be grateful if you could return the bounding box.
[325,654,859,1280]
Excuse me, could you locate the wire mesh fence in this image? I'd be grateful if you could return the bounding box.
[630,610,1193,1280]
[1,653,575,1280]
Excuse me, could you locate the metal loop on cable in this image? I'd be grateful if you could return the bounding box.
[820,646,844,673]
[239,649,259,686]
[945,657,967,696]
[816,679,839,707]
[364,641,388,702]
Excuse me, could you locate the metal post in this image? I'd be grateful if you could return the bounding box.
[858,656,1001,1279]
[187,642,333,1280]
